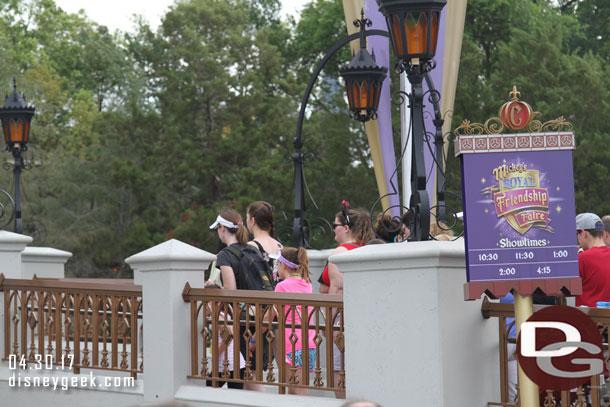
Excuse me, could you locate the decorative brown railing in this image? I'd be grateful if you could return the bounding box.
[0,275,143,378]
[482,298,610,407]
[182,283,345,394]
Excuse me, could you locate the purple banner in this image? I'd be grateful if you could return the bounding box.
[365,0,399,215]
[461,149,579,282]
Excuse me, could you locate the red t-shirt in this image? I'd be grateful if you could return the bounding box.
[319,242,362,286]
[575,246,610,307]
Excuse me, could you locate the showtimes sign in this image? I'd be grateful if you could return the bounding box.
[455,88,582,300]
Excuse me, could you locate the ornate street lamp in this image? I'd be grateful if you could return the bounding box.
[290,11,389,248]
[377,0,445,70]
[0,78,35,234]
[376,0,446,241]
[340,12,388,123]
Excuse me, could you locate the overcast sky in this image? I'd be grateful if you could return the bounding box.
[54,0,311,33]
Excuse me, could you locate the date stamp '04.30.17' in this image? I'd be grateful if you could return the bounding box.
[8,354,136,391]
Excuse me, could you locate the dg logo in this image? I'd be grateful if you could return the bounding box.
[516,306,603,391]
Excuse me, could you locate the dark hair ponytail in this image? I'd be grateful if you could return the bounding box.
[247,201,276,238]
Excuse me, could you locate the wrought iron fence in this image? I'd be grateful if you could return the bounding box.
[182,284,345,394]
[482,298,610,407]
[0,275,143,378]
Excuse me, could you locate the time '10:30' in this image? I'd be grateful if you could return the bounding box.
[477,251,535,262]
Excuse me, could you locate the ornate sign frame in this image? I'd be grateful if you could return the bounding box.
[455,87,582,300]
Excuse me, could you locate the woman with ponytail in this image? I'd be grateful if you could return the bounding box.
[209,208,269,391]
[325,202,373,400]
[318,202,375,294]
[246,201,282,278]
[208,209,249,290]
[274,247,316,395]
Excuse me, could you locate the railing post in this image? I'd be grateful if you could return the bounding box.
[331,240,500,407]
[21,247,72,279]
[126,239,214,403]
[0,230,32,279]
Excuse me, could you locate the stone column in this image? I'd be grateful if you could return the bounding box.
[331,239,500,407]
[126,239,215,403]
[0,230,32,279]
[21,247,72,279]
[0,230,32,358]
[306,248,333,294]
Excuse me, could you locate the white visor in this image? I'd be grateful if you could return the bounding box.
[209,215,239,230]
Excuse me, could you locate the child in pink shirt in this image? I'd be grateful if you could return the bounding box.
[274,247,316,395]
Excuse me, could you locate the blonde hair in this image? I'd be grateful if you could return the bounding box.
[218,209,249,245]
[430,221,454,240]
[281,247,310,283]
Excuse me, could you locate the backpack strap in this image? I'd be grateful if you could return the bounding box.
[226,245,244,260]
[252,240,266,255]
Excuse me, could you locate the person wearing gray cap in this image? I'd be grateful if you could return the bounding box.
[575,212,610,307]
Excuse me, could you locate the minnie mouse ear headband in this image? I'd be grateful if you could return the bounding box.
[341,200,352,228]
[209,215,241,230]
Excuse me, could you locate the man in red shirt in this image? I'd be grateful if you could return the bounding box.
[575,213,610,306]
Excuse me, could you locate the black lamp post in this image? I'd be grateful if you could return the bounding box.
[377,0,446,241]
[291,12,389,248]
[0,78,35,234]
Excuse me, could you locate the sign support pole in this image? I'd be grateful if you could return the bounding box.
[514,292,538,407]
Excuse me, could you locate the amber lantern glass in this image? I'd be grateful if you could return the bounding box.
[377,0,446,63]
[0,79,35,150]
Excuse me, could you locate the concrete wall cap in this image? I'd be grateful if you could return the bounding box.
[0,230,33,245]
[329,239,465,270]
[125,239,215,266]
[176,385,345,406]
[306,248,334,262]
[22,247,73,262]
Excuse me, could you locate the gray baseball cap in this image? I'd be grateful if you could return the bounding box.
[576,213,604,230]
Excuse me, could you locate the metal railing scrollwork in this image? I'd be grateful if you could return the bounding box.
[183,284,345,394]
[0,275,143,378]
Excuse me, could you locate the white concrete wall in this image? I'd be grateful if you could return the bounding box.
[0,361,144,406]
[0,230,32,279]
[331,239,500,407]
[174,385,345,407]
[0,230,32,358]
[21,247,72,279]
[307,249,333,294]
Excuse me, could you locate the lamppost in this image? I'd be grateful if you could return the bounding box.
[376,0,447,241]
[0,78,35,234]
[291,0,447,246]
[292,11,388,248]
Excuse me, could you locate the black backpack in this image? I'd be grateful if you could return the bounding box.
[226,245,275,291]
